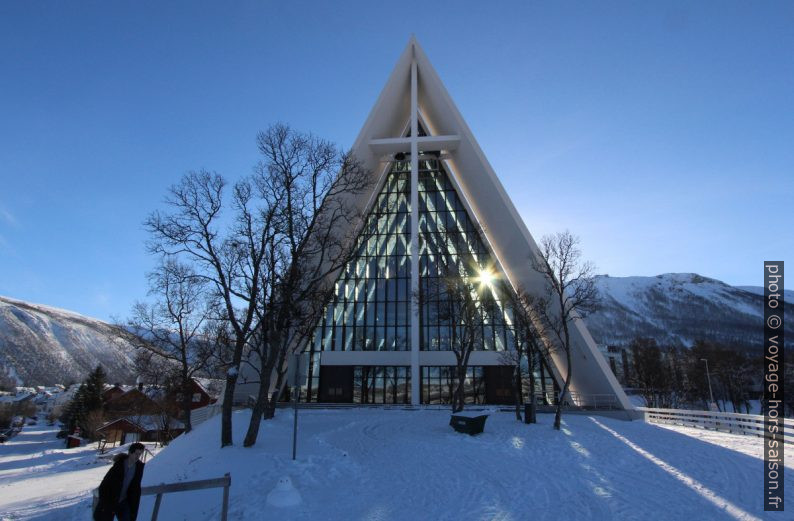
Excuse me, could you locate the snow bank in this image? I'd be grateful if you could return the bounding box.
[133,409,790,520]
[4,409,790,520]
[0,423,161,521]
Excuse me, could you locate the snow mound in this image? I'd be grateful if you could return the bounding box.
[266,476,302,507]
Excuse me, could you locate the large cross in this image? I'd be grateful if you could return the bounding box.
[365,42,461,406]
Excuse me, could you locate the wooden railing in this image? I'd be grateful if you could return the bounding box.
[94,473,231,521]
[144,473,231,521]
[638,407,794,443]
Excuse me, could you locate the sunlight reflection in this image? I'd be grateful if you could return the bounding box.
[486,510,515,521]
[363,505,390,521]
[568,441,591,458]
[560,423,591,458]
[482,501,516,521]
[589,417,761,521]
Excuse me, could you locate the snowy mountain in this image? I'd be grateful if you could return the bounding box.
[585,273,793,351]
[1,272,788,386]
[0,296,137,386]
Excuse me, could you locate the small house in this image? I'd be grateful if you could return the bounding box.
[96,415,184,446]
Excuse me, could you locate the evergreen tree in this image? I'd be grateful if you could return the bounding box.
[61,384,87,433]
[83,365,106,412]
[60,366,107,438]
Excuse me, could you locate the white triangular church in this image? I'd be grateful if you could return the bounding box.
[241,37,631,412]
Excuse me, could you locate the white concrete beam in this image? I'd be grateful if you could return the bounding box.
[410,48,420,407]
[369,135,461,155]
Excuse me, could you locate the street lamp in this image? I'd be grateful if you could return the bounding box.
[700,358,717,411]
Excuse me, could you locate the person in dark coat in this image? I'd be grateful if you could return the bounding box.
[94,442,146,521]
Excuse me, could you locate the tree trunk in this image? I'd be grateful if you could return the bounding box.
[553,347,572,431]
[243,371,272,447]
[264,366,288,420]
[513,364,522,421]
[182,394,193,434]
[220,372,238,447]
[221,334,248,447]
[244,327,283,444]
[181,374,193,434]
[263,388,279,420]
[452,366,466,413]
[528,358,537,424]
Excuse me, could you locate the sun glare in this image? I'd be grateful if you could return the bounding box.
[478,268,495,287]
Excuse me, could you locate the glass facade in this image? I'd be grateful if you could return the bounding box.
[417,159,518,353]
[310,163,412,353]
[354,366,411,404]
[303,148,558,404]
[421,366,485,405]
[309,157,518,356]
[535,354,560,405]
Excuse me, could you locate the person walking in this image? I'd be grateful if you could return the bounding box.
[93,442,146,521]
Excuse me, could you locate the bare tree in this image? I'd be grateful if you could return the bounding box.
[145,166,276,447]
[419,247,488,413]
[501,286,547,422]
[0,401,36,430]
[127,260,216,433]
[628,337,671,408]
[527,231,598,430]
[663,345,686,409]
[83,409,106,442]
[0,365,16,392]
[241,124,371,447]
[145,123,369,448]
[686,340,754,413]
[498,346,525,421]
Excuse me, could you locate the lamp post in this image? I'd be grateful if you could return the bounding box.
[700,358,717,411]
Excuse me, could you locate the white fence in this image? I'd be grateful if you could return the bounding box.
[191,404,222,426]
[567,392,621,410]
[638,407,794,443]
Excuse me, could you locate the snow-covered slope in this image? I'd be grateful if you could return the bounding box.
[585,273,793,350]
[132,409,789,520]
[6,409,791,520]
[0,422,162,521]
[0,296,137,386]
[736,285,794,301]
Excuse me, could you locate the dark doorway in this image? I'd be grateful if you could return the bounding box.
[484,365,516,404]
[319,366,354,403]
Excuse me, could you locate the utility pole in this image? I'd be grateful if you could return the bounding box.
[288,353,307,460]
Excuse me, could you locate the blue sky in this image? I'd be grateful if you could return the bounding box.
[1,1,792,322]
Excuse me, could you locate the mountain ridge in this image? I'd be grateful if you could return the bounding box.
[585,273,792,351]
[2,272,791,386]
[0,295,137,387]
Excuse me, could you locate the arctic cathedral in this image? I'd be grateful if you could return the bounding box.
[240,38,631,411]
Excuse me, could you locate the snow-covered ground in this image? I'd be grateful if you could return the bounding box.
[0,423,160,521]
[2,409,792,520]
